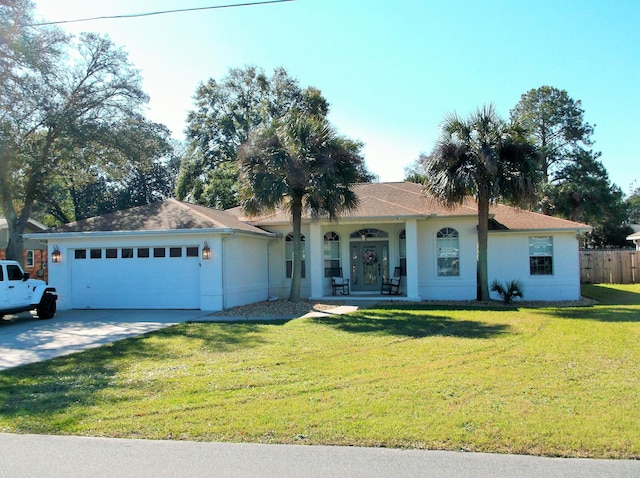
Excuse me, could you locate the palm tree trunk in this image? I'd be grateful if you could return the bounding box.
[477,191,491,301]
[288,194,303,303]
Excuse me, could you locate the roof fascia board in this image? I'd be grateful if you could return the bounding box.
[25,228,276,240]
[489,227,592,235]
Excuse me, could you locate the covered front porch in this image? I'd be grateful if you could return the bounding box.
[306,219,422,301]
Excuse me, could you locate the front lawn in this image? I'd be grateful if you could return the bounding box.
[0,284,638,458]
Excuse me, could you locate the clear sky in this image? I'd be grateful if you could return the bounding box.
[33,0,639,195]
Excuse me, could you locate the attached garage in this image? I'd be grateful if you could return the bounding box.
[31,200,274,311]
[70,245,201,309]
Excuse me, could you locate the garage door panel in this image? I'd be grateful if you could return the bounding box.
[72,247,200,309]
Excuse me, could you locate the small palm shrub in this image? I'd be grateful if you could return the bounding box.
[491,279,524,305]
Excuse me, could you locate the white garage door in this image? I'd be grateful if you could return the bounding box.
[71,246,201,309]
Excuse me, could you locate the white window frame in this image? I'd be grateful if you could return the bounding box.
[323,232,341,277]
[436,227,460,277]
[529,236,553,275]
[26,250,35,267]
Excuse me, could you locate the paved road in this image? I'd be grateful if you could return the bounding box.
[0,433,638,478]
[0,309,210,370]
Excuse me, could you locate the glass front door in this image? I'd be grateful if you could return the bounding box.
[350,242,388,291]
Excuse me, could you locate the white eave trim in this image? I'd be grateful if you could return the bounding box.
[24,228,277,240]
[488,227,592,235]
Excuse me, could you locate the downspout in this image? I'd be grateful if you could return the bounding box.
[221,232,237,310]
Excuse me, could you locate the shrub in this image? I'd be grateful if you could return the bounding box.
[491,279,524,304]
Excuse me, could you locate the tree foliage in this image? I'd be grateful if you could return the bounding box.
[421,104,540,301]
[1,0,164,262]
[510,86,594,183]
[626,187,640,225]
[179,66,374,208]
[548,150,632,248]
[238,111,364,302]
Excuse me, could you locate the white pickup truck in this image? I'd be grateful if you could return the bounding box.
[0,260,57,320]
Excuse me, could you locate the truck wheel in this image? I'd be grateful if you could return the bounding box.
[37,293,56,320]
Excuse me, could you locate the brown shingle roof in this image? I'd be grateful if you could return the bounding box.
[489,203,590,231]
[46,184,590,235]
[50,199,271,235]
[228,182,590,231]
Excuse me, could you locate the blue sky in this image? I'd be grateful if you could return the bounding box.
[33,0,639,195]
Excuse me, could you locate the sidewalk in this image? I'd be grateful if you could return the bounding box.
[1,433,638,478]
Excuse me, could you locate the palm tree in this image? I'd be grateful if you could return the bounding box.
[422,104,540,301]
[237,111,364,302]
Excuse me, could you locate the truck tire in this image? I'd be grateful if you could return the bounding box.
[37,293,56,320]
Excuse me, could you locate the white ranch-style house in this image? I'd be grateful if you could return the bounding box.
[31,182,590,311]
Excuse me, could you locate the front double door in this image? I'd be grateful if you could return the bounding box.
[350,242,389,292]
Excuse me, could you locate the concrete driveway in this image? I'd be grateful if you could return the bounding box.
[0,309,210,370]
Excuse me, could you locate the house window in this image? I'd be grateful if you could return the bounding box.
[529,236,553,275]
[170,247,182,258]
[137,248,150,258]
[121,248,134,259]
[153,247,166,258]
[285,233,306,279]
[106,248,118,259]
[323,232,340,277]
[399,230,406,276]
[437,228,459,277]
[186,247,199,257]
[350,228,388,240]
[75,249,87,259]
[26,250,35,267]
[90,249,102,259]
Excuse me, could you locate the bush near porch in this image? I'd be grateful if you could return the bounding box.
[0,284,638,458]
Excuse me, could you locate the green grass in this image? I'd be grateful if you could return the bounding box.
[1,284,639,458]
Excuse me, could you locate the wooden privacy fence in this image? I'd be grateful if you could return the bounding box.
[580,249,638,284]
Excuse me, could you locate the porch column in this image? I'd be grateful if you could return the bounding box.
[309,221,323,298]
[405,219,421,300]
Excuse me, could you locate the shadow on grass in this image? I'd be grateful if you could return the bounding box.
[581,284,640,306]
[0,321,283,427]
[545,306,640,323]
[310,310,511,339]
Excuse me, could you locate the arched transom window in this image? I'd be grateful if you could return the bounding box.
[350,228,388,240]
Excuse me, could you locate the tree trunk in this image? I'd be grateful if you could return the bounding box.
[5,220,25,266]
[288,194,303,303]
[476,192,490,302]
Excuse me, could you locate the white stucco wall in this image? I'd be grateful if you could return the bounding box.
[223,235,271,309]
[416,217,478,301]
[487,231,582,301]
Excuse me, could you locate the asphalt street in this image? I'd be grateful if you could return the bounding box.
[0,433,638,478]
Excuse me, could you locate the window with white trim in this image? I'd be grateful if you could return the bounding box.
[26,250,34,267]
[285,233,306,279]
[323,232,340,277]
[529,236,553,275]
[437,228,459,277]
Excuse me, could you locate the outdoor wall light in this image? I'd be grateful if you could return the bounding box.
[51,245,61,263]
[202,241,211,260]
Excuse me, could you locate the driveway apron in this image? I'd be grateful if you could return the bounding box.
[0,309,210,370]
